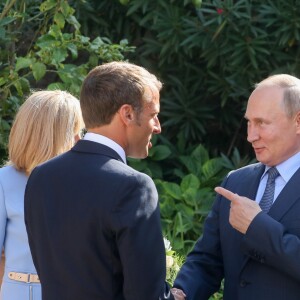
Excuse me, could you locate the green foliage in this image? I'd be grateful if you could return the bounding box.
[76,0,300,157]
[127,135,172,179]
[156,144,224,253]
[1,2,269,297]
[155,143,254,254]
[0,0,134,158]
[164,237,185,286]
[128,134,255,256]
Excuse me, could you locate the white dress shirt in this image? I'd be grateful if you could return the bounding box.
[256,151,300,204]
[83,132,126,164]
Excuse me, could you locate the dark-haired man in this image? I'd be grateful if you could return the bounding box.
[25,61,175,300]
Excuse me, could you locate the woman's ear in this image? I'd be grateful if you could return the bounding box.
[74,133,81,143]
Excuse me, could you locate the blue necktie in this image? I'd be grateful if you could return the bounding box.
[259,167,279,213]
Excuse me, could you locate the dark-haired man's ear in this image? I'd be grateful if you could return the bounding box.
[127,113,134,121]
[118,104,135,125]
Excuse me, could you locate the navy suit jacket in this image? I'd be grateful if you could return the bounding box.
[25,140,173,300]
[174,162,300,300]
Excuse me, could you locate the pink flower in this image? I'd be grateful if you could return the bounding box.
[216,8,224,15]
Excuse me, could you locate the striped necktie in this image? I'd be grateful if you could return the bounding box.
[259,167,279,213]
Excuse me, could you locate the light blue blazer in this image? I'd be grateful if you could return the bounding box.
[0,166,41,300]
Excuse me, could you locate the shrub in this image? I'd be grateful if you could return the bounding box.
[0,0,134,161]
[74,0,300,157]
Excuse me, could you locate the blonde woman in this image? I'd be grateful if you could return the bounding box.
[0,90,84,300]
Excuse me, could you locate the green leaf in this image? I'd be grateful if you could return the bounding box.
[57,64,82,84]
[47,82,65,90]
[40,0,56,12]
[0,27,5,40]
[191,145,209,166]
[192,0,202,9]
[146,162,163,179]
[202,158,223,180]
[182,188,198,206]
[32,62,46,81]
[0,16,15,27]
[66,16,81,31]
[15,57,33,71]
[119,0,129,5]
[88,53,99,67]
[90,37,104,51]
[149,145,172,161]
[36,34,56,48]
[127,158,147,171]
[67,43,78,59]
[181,174,200,191]
[0,119,11,130]
[52,48,68,65]
[54,12,65,29]
[77,35,90,44]
[68,83,81,97]
[18,78,30,94]
[175,203,195,217]
[13,79,23,95]
[61,1,75,17]
[178,156,200,175]
[173,212,191,234]
[162,182,182,200]
[49,25,62,39]
[120,39,129,46]
[0,77,7,86]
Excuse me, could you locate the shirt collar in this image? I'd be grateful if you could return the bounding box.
[262,151,300,183]
[83,132,126,164]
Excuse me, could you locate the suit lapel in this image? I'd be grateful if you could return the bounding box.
[268,166,300,220]
[71,140,125,163]
[240,165,300,274]
[239,163,265,272]
[242,163,265,200]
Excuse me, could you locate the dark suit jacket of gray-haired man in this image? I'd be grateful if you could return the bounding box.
[25,61,175,300]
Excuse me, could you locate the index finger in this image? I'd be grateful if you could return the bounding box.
[215,186,238,202]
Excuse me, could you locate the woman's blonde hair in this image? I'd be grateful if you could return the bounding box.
[8,90,84,174]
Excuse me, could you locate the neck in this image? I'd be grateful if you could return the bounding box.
[87,123,125,149]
